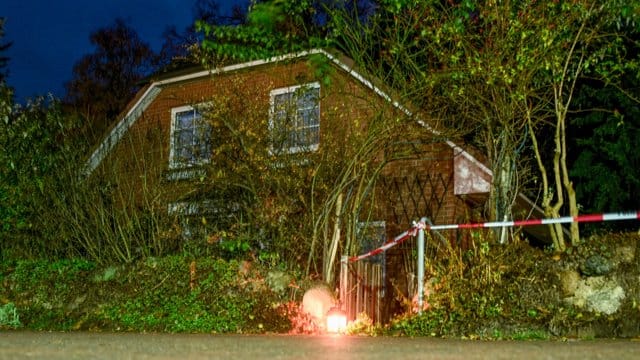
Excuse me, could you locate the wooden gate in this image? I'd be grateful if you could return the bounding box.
[339,258,385,325]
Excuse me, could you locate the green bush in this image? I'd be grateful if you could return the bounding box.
[1,255,297,332]
[388,309,457,337]
[0,302,21,329]
[94,255,292,333]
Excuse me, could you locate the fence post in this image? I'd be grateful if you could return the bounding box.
[340,255,348,318]
[417,218,426,313]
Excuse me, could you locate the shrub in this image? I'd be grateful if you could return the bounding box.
[0,302,21,329]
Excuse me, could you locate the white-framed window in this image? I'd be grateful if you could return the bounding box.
[168,200,241,240]
[169,105,211,169]
[168,201,212,240]
[269,82,320,154]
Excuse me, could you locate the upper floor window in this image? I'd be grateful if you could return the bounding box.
[170,105,211,169]
[269,82,320,154]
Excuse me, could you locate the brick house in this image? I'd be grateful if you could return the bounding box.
[84,49,513,243]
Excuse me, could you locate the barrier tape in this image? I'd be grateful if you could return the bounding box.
[348,211,640,263]
[348,224,422,263]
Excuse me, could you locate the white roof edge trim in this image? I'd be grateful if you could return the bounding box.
[316,49,493,178]
[82,85,161,176]
[155,49,327,86]
[83,48,490,178]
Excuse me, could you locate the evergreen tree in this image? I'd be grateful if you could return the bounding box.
[64,19,157,143]
[0,18,12,84]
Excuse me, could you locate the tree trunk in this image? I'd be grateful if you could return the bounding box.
[497,142,514,244]
[527,107,567,252]
[325,192,343,284]
[559,113,581,246]
[567,184,580,246]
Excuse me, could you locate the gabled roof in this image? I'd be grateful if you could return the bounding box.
[83,49,491,179]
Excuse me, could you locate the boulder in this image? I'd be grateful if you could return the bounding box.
[301,285,336,331]
[559,269,581,297]
[580,254,613,276]
[565,276,626,315]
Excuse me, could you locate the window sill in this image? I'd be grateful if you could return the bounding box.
[165,167,206,181]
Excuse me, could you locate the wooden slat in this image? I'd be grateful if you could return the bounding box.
[339,260,385,325]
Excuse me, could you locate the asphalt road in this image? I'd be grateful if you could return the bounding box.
[0,332,639,360]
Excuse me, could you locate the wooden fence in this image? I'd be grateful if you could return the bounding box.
[339,257,384,324]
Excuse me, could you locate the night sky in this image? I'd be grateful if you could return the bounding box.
[3,0,246,103]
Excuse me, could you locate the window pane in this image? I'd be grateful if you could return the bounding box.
[305,126,320,145]
[298,88,319,109]
[175,110,195,130]
[299,108,319,128]
[275,92,292,105]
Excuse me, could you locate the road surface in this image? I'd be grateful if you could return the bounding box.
[0,332,638,359]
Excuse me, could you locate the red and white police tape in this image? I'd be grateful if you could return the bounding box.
[348,211,640,263]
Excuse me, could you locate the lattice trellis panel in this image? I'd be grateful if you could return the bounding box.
[380,172,453,227]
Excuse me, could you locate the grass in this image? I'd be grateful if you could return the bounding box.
[510,330,550,340]
[0,303,21,329]
[0,255,296,333]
